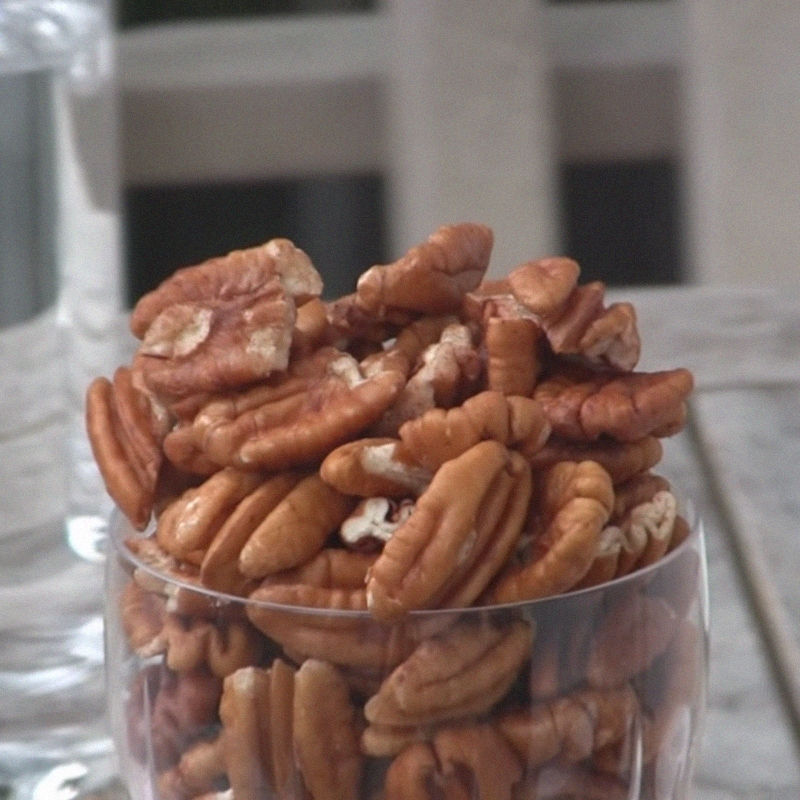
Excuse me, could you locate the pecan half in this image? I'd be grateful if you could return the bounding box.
[399,391,551,472]
[507,257,580,318]
[192,347,406,471]
[484,315,544,396]
[366,441,531,621]
[356,223,493,316]
[320,438,432,498]
[293,659,363,800]
[132,240,324,399]
[364,619,533,727]
[85,368,163,530]
[238,473,356,578]
[490,461,614,604]
[534,369,694,443]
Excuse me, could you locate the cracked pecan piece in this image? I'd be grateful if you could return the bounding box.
[340,498,416,552]
[365,441,532,621]
[399,391,551,472]
[490,461,614,604]
[356,223,493,317]
[534,368,694,443]
[132,240,322,400]
[364,619,533,727]
[192,347,406,471]
[320,438,432,498]
[86,367,164,530]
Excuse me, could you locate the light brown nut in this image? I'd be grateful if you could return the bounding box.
[611,473,671,520]
[263,547,377,590]
[574,525,624,590]
[356,223,493,316]
[484,315,544,396]
[320,438,432,498]
[156,468,266,560]
[361,722,433,759]
[200,472,304,594]
[393,315,461,365]
[490,461,614,604]
[586,592,678,688]
[325,292,414,343]
[192,347,406,471]
[86,373,161,530]
[534,369,695,443]
[580,302,641,372]
[157,735,226,800]
[372,323,481,437]
[292,297,333,357]
[507,257,580,318]
[616,490,678,577]
[293,659,363,800]
[267,658,303,800]
[525,435,663,485]
[364,619,533,727]
[433,723,523,800]
[340,498,417,552]
[365,441,530,621]
[384,742,439,800]
[219,666,274,800]
[541,281,605,354]
[238,473,357,578]
[399,391,551,473]
[162,423,223,477]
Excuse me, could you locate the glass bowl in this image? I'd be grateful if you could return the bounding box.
[105,506,708,800]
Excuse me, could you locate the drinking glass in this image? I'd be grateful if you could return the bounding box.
[106,504,709,800]
[0,2,124,796]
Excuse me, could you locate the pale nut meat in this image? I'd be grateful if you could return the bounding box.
[365,441,531,621]
[238,473,357,578]
[399,391,551,472]
[356,222,493,316]
[615,490,679,577]
[490,461,614,604]
[320,438,432,498]
[293,659,363,800]
[507,257,580,318]
[85,371,162,530]
[363,619,534,727]
[191,347,406,471]
[534,368,695,443]
[340,498,416,551]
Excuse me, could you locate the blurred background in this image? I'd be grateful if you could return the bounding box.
[116,0,800,305]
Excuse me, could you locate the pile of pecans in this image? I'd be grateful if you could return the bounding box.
[90,224,702,800]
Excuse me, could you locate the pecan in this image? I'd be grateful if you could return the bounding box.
[372,323,482,436]
[525,435,663,485]
[156,468,266,561]
[157,735,226,800]
[356,223,493,316]
[497,685,638,770]
[484,315,544,396]
[366,441,531,621]
[128,665,222,773]
[364,619,533,727]
[534,369,694,443]
[541,282,605,354]
[325,292,414,343]
[120,578,167,652]
[507,257,580,318]
[200,472,304,594]
[162,423,222,477]
[361,722,432,759]
[238,473,356,578]
[293,659,363,800]
[399,391,551,472]
[291,297,333,357]
[490,461,614,604]
[614,490,678,578]
[85,369,163,530]
[320,438,432,498]
[585,592,678,688]
[192,347,406,471]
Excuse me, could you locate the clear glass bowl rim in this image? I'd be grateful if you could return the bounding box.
[109,499,704,621]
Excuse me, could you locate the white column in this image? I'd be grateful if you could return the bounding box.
[681,1,800,285]
[384,0,558,277]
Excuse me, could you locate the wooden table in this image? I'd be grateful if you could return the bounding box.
[613,284,800,799]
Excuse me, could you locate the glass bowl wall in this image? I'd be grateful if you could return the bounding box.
[105,510,709,800]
